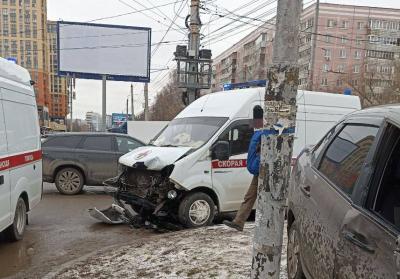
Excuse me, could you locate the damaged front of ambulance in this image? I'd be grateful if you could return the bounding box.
[89,116,228,230]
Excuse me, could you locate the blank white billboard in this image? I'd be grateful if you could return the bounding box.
[58,22,151,82]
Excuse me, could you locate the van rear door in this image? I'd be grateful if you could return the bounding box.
[0,100,11,231]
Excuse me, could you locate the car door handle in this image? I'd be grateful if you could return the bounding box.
[343,231,375,254]
[300,185,311,197]
[0,175,3,185]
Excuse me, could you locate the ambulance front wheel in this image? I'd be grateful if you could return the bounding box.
[178,192,215,228]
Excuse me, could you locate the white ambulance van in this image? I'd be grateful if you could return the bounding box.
[119,87,361,227]
[0,58,42,241]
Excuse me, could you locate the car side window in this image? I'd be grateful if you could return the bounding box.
[220,123,253,156]
[116,137,142,153]
[81,136,112,152]
[318,124,379,196]
[43,136,82,148]
[371,124,400,231]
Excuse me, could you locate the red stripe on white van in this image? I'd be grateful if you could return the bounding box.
[212,159,247,169]
[0,150,42,171]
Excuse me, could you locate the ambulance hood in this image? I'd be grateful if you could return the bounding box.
[119,146,192,171]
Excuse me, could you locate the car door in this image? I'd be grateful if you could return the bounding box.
[77,135,118,185]
[42,135,83,181]
[0,99,10,231]
[211,120,253,211]
[334,121,399,278]
[299,123,379,278]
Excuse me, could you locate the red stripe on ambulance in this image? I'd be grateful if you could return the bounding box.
[0,150,42,171]
[212,159,247,169]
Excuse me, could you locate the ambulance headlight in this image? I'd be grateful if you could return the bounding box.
[167,190,177,200]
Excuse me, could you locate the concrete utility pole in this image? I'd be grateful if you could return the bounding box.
[101,75,107,132]
[187,0,201,104]
[126,98,129,122]
[144,82,149,121]
[130,84,134,120]
[67,74,73,132]
[251,0,302,278]
[308,0,320,91]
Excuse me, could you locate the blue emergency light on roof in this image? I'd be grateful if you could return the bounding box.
[343,88,352,95]
[223,79,267,91]
[6,57,17,64]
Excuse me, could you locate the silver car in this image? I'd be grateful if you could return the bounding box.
[287,105,400,278]
[42,132,144,195]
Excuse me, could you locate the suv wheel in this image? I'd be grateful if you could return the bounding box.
[55,167,84,195]
[287,220,305,279]
[5,197,27,241]
[178,192,215,228]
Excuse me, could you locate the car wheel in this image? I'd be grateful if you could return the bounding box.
[287,220,305,279]
[178,192,215,228]
[55,167,84,195]
[5,197,27,241]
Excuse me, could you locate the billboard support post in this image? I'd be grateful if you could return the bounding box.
[131,84,134,120]
[102,75,107,132]
[144,83,149,121]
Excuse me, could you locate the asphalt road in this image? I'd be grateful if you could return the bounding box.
[0,183,153,279]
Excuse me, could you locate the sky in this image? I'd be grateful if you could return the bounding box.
[47,0,400,119]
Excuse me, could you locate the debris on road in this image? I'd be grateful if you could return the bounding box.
[52,223,288,279]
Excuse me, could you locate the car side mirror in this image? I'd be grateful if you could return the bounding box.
[213,141,230,161]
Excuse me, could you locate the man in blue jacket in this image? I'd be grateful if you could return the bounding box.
[223,129,262,231]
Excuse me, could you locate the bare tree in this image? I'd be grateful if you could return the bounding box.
[148,71,185,121]
[347,59,400,107]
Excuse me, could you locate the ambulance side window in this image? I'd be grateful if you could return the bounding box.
[220,122,253,156]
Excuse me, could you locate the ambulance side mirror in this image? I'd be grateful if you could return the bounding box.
[212,141,230,161]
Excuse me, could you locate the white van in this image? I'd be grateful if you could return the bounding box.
[0,58,42,241]
[117,88,361,227]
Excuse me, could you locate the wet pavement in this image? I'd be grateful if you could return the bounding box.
[0,183,153,279]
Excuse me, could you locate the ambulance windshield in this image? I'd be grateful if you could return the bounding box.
[152,117,228,149]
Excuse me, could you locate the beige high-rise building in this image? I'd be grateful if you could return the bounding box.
[47,20,68,122]
[0,0,50,124]
[0,0,69,127]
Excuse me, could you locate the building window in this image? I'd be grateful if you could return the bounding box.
[352,79,359,86]
[341,36,347,44]
[357,22,364,30]
[323,48,331,59]
[367,50,395,60]
[325,34,332,43]
[339,49,347,58]
[355,36,363,46]
[353,65,360,73]
[341,20,349,29]
[321,77,328,86]
[323,64,330,72]
[336,79,343,87]
[354,50,361,59]
[337,64,345,73]
[327,19,336,28]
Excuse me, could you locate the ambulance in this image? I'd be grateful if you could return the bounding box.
[114,86,361,227]
[0,58,42,241]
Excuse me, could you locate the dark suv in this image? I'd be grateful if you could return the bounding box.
[287,105,400,279]
[42,133,144,195]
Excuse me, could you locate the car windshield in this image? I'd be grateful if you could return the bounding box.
[152,117,228,149]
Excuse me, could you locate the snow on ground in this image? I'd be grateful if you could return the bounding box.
[54,223,288,279]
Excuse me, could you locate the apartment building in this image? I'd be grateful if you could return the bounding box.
[47,20,68,122]
[212,18,275,92]
[85,111,102,132]
[212,3,400,105]
[0,0,69,126]
[0,0,50,118]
